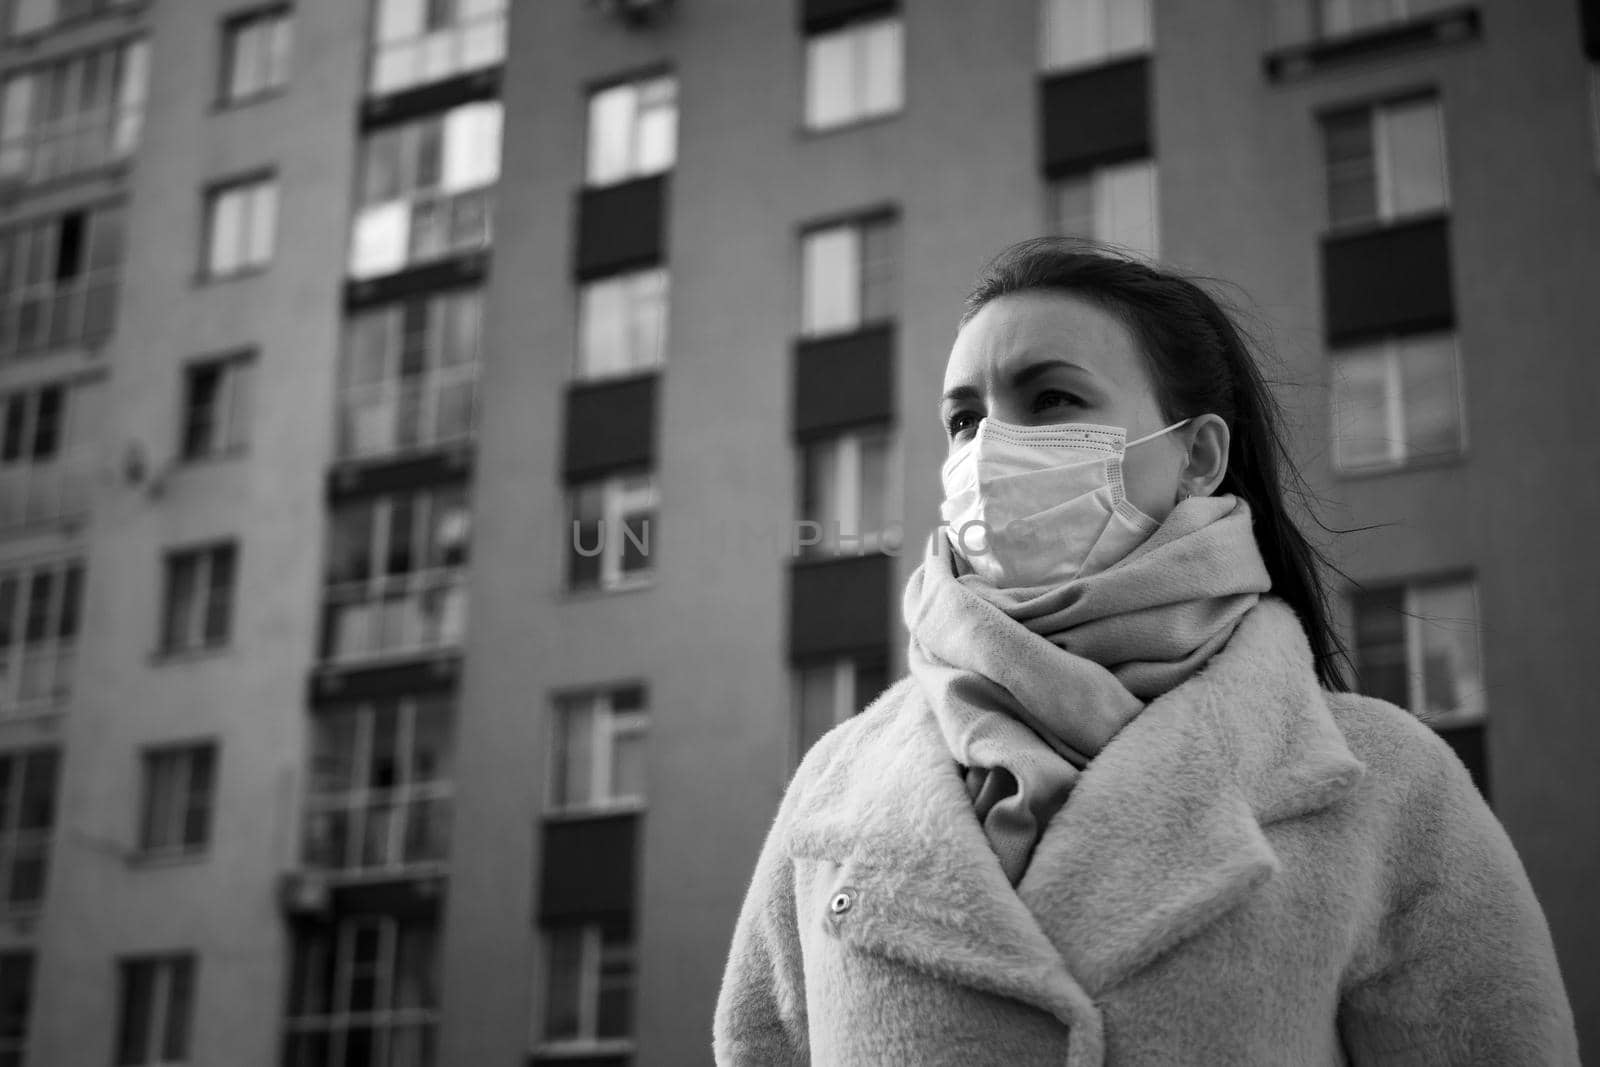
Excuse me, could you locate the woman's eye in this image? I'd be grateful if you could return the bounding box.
[945,411,979,437]
[1034,390,1082,412]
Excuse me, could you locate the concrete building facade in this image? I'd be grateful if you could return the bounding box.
[0,0,1593,1065]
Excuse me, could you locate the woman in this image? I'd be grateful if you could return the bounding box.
[712,239,1579,1066]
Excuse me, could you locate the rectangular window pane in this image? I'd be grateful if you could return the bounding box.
[1324,109,1377,228]
[567,484,604,591]
[1352,583,1409,706]
[1412,580,1483,726]
[586,83,634,186]
[207,190,246,276]
[1099,158,1159,258]
[858,218,896,325]
[859,18,903,119]
[1052,175,1095,238]
[161,957,194,1061]
[634,76,677,176]
[1330,347,1397,471]
[801,226,858,336]
[115,960,154,1066]
[554,697,594,808]
[441,101,501,192]
[161,555,199,652]
[1398,334,1462,460]
[1041,0,1102,70]
[796,662,840,756]
[805,31,855,130]
[203,545,235,646]
[1382,97,1448,218]
[543,927,583,1041]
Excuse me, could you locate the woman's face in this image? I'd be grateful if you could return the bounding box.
[940,289,1192,523]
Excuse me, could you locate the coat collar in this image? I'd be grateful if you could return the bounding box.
[786,596,1367,1033]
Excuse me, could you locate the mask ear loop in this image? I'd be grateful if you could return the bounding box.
[1124,416,1193,449]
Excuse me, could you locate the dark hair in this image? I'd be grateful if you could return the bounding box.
[960,236,1354,693]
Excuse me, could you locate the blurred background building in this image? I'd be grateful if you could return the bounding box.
[0,0,1594,1063]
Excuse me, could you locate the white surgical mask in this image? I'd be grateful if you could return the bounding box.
[939,416,1192,589]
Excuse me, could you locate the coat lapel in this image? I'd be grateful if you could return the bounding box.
[787,597,1368,1022]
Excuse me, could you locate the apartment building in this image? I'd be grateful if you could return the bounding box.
[0,0,1593,1065]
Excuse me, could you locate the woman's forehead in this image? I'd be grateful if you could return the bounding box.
[944,291,1149,394]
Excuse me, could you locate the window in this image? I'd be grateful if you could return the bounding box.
[800,214,896,338]
[576,268,668,381]
[0,37,148,185]
[0,202,125,360]
[1330,332,1463,473]
[1322,94,1448,230]
[369,0,507,96]
[203,175,278,278]
[339,290,481,460]
[1050,158,1159,258]
[567,472,656,593]
[1272,0,1463,45]
[804,15,903,131]
[797,429,896,558]
[794,654,887,761]
[1039,0,1152,72]
[0,953,32,1067]
[0,380,97,530]
[1352,576,1487,794]
[538,917,634,1050]
[303,696,453,874]
[115,955,195,1066]
[284,917,439,1066]
[159,543,237,655]
[322,489,470,663]
[8,0,136,37]
[137,744,216,857]
[221,7,292,105]
[0,557,83,714]
[180,354,254,461]
[0,748,58,913]
[348,101,501,280]
[585,73,676,187]
[549,685,646,814]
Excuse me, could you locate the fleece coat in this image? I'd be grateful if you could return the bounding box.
[712,597,1579,1066]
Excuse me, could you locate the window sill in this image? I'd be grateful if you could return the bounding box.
[194,264,273,287]
[211,85,291,114]
[179,445,249,468]
[799,108,902,141]
[127,847,209,870]
[1320,208,1451,244]
[1330,447,1468,482]
[149,644,232,667]
[570,366,663,389]
[530,1038,636,1061]
[560,573,656,603]
[1,0,148,49]
[1037,48,1151,81]
[1263,4,1480,84]
[543,801,645,823]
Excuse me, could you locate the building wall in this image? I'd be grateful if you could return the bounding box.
[22,1,363,1063]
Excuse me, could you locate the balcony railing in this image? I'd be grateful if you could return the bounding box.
[0,452,91,531]
[0,642,74,716]
[348,187,494,281]
[0,270,119,361]
[369,7,507,96]
[302,784,452,876]
[0,104,143,186]
[321,566,467,665]
[337,369,477,462]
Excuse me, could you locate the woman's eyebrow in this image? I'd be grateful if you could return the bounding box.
[1010,358,1094,388]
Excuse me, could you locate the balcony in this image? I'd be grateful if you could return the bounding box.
[0,270,119,363]
[0,452,90,531]
[0,641,74,716]
[348,187,494,283]
[302,784,452,878]
[367,6,507,98]
[320,567,468,666]
[338,369,477,463]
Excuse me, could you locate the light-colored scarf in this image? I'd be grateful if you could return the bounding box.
[902,492,1273,884]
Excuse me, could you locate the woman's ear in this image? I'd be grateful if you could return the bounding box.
[1179,414,1230,499]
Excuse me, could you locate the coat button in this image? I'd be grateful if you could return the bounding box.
[829,889,854,915]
